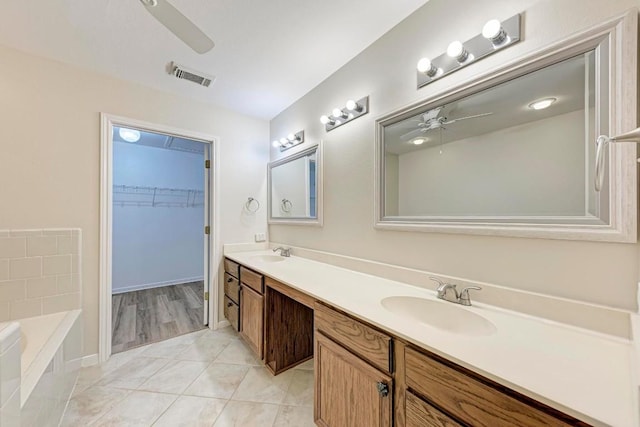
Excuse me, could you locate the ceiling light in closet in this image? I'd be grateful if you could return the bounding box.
[119,128,141,143]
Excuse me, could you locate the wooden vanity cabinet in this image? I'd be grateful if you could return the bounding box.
[239,266,264,359]
[314,302,393,427]
[395,341,590,427]
[223,258,240,331]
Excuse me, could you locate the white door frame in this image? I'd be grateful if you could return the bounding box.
[99,113,221,363]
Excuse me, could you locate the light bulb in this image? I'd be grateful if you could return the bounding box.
[528,98,557,110]
[447,41,469,63]
[482,19,507,45]
[320,115,330,124]
[346,100,357,110]
[119,128,141,143]
[482,19,501,39]
[335,120,342,126]
[417,57,438,77]
[416,57,431,73]
[447,41,463,58]
[332,108,345,118]
[272,140,280,147]
[287,133,295,141]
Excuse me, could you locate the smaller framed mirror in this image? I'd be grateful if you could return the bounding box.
[268,144,323,225]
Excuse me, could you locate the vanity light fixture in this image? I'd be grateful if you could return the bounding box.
[417,13,522,89]
[272,130,305,152]
[528,98,557,110]
[119,128,141,143]
[320,96,369,132]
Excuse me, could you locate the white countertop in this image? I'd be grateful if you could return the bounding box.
[226,250,637,427]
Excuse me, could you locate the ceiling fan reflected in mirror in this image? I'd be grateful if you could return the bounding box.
[400,107,493,141]
[139,0,215,54]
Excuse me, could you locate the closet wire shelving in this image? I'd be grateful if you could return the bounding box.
[113,185,204,208]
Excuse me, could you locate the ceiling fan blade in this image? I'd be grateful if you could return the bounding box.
[400,128,428,141]
[422,107,443,121]
[443,112,493,125]
[141,0,214,54]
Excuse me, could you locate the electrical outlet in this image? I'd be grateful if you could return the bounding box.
[255,233,266,242]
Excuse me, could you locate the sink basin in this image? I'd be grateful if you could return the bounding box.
[249,254,286,263]
[381,296,497,336]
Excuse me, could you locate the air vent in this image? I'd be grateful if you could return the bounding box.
[170,62,215,87]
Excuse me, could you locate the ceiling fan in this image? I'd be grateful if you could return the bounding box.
[400,107,493,141]
[139,0,215,54]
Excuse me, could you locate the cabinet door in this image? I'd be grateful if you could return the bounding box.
[240,285,263,359]
[315,332,392,427]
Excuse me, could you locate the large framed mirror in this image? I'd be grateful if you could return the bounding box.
[268,144,323,225]
[375,11,637,242]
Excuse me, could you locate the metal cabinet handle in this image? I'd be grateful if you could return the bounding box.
[376,382,389,397]
[227,302,233,307]
[227,277,233,282]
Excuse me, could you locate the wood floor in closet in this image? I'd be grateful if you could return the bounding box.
[111,281,205,354]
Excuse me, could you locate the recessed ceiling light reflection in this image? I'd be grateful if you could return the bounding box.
[412,138,427,145]
[528,98,557,110]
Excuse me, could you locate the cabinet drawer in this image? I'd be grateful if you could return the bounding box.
[405,347,581,427]
[314,302,392,374]
[240,266,263,294]
[224,273,240,304]
[224,258,240,279]
[224,296,239,331]
[406,391,462,427]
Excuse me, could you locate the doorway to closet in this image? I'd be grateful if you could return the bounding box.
[110,126,211,353]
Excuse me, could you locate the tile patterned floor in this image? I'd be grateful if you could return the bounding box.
[62,327,315,426]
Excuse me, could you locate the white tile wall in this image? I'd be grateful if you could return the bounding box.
[0,230,81,320]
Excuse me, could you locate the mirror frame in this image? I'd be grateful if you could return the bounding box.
[268,143,323,226]
[374,10,637,242]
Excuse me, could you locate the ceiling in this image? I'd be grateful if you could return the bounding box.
[385,52,594,155]
[0,0,428,119]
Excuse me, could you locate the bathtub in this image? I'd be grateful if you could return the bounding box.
[0,310,82,427]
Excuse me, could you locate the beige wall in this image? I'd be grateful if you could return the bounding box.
[396,110,586,216]
[270,0,640,311]
[0,45,270,356]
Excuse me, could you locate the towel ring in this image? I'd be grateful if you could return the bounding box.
[281,199,292,213]
[245,197,260,213]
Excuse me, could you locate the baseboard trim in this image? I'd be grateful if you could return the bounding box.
[112,276,205,294]
[215,320,230,330]
[81,354,99,367]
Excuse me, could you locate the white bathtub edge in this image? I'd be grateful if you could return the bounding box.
[0,322,20,354]
[20,310,81,407]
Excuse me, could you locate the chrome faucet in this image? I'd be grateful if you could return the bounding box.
[430,277,481,306]
[272,247,291,257]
